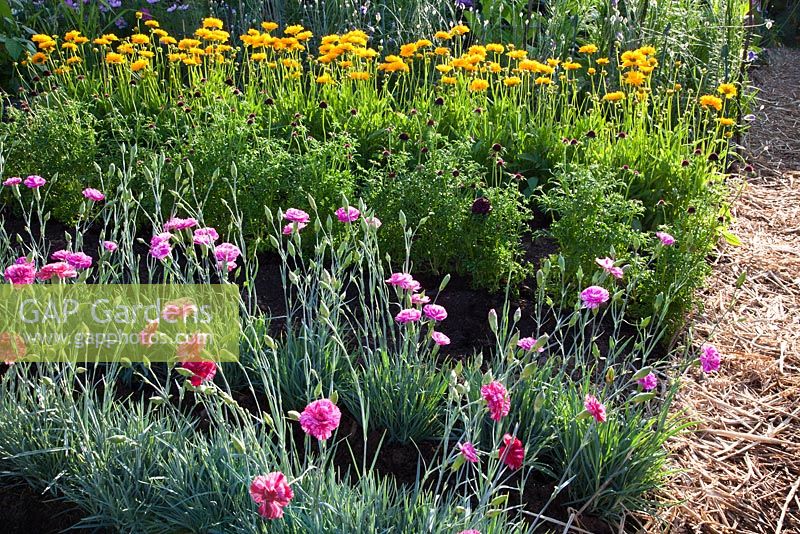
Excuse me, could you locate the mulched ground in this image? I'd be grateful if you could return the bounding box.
[661,48,800,534]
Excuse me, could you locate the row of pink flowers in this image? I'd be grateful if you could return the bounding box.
[281,206,382,235]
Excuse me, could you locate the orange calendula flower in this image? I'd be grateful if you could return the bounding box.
[105,52,125,65]
[66,56,82,65]
[316,73,334,84]
[441,76,457,85]
[699,95,723,111]
[562,61,581,71]
[203,17,224,29]
[717,83,737,99]
[131,59,149,72]
[261,21,279,32]
[717,117,735,126]
[503,76,522,86]
[578,44,598,54]
[349,71,370,81]
[131,33,149,45]
[145,20,159,28]
[284,25,304,36]
[596,57,610,65]
[451,24,470,35]
[534,76,552,85]
[506,49,527,60]
[624,70,646,86]
[30,52,48,64]
[469,79,489,91]
[434,31,452,40]
[603,91,625,102]
[486,43,504,53]
[400,43,418,57]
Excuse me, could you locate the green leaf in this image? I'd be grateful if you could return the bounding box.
[451,454,466,472]
[631,392,656,404]
[0,0,12,19]
[735,270,747,289]
[722,230,742,246]
[631,367,652,381]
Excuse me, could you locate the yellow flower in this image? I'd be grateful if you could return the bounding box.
[436,64,453,73]
[66,56,82,65]
[139,50,155,58]
[74,36,88,44]
[178,38,202,50]
[699,94,723,111]
[469,78,489,91]
[153,29,168,37]
[534,76,552,85]
[486,43,504,53]
[578,44,598,54]
[145,20,159,28]
[717,117,735,126]
[416,39,433,48]
[54,66,70,75]
[316,73,334,84]
[64,30,81,42]
[183,56,202,66]
[284,25,304,36]
[620,50,645,68]
[588,67,596,75]
[400,43,418,57]
[451,24,470,35]
[105,52,125,65]
[562,61,581,71]
[338,59,353,68]
[487,62,502,73]
[37,39,56,51]
[354,47,379,59]
[131,33,149,45]
[203,17,224,29]
[503,76,521,87]
[168,53,185,63]
[434,47,450,56]
[506,50,527,60]
[596,57,610,65]
[435,31,452,40]
[93,38,111,46]
[349,71,370,81]
[546,58,560,67]
[717,83,737,99]
[673,83,682,91]
[281,58,300,68]
[30,52,48,64]
[131,59,149,72]
[135,11,143,19]
[603,91,625,102]
[117,43,135,55]
[62,42,78,51]
[296,31,313,41]
[160,36,177,45]
[102,33,120,42]
[251,52,267,62]
[624,70,646,86]
[441,76,457,85]
[261,21,279,32]
[637,45,656,56]
[378,60,409,73]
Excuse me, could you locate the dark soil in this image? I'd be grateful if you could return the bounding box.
[0,479,105,534]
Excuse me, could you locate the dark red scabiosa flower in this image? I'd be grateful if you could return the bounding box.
[708,152,719,162]
[399,132,410,141]
[492,143,502,152]
[617,131,627,139]
[434,96,445,106]
[471,196,492,215]
[681,159,690,167]
[318,100,328,109]
[586,130,597,139]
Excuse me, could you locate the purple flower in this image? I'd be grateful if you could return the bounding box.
[423,304,447,321]
[3,177,21,186]
[637,372,658,391]
[284,208,310,224]
[385,272,420,291]
[150,233,173,260]
[580,286,610,309]
[23,175,46,188]
[459,441,479,463]
[395,308,422,324]
[364,216,382,229]
[656,231,675,246]
[584,394,607,423]
[471,197,492,215]
[103,241,118,252]
[82,188,105,202]
[51,250,92,270]
[335,206,360,223]
[192,227,219,246]
[164,217,198,231]
[595,257,623,279]
[517,337,544,352]
[432,331,450,346]
[700,344,721,373]
[282,222,307,235]
[214,242,241,271]
[411,293,430,305]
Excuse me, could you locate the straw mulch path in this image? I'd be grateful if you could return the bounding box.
[664,48,800,534]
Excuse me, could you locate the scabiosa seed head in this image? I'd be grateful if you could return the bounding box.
[471,196,492,215]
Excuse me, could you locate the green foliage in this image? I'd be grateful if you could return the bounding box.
[367,140,531,290]
[539,164,645,276]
